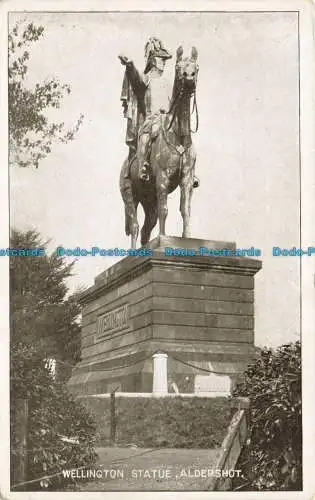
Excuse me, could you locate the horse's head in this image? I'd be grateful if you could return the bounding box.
[175,46,199,94]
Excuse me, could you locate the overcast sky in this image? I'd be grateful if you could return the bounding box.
[9,11,300,347]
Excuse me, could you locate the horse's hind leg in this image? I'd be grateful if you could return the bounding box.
[140,201,158,246]
[120,182,139,249]
[129,199,139,248]
[157,171,169,236]
[124,206,131,235]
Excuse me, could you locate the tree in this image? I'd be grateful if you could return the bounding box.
[9,21,83,168]
[11,341,97,491]
[10,228,82,372]
[10,229,96,491]
[232,341,302,491]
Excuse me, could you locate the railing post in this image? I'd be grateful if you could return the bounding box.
[110,386,119,444]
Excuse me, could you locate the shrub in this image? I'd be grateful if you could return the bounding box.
[232,341,302,491]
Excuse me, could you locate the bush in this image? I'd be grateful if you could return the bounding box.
[81,396,235,448]
[11,342,97,491]
[232,341,302,491]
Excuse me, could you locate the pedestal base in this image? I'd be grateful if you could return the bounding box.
[67,236,261,396]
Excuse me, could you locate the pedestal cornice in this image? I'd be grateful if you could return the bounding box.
[79,236,262,305]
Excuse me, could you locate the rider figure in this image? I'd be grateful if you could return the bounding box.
[119,38,199,188]
[119,37,172,181]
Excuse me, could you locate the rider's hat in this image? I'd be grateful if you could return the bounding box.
[144,37,172,74]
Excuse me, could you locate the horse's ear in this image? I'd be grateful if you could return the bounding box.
[176,45,183,62]
[191,46,198,61]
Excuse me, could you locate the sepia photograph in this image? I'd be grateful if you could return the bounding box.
[2,1,315,497]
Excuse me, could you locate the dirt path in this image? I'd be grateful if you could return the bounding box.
[76,447,221,491]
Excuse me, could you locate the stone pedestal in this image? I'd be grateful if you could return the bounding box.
[67,236,262,395]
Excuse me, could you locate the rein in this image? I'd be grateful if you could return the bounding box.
[166,84,199,135]
[159,71,199,176]
[166,87,183,132]
[190,92,199,133]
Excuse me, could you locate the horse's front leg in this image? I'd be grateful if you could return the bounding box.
[180,170,194,239]
[157,171,169,236]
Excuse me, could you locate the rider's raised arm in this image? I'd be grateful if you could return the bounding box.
[119,55,146,93]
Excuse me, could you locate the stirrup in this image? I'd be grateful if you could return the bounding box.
[139,162,150,182]
[193,176,200,188]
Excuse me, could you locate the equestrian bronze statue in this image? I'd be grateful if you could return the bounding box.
[119,38,199,248]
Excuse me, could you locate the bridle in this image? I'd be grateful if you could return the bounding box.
[166,67,199,135]
[159,68,199,176]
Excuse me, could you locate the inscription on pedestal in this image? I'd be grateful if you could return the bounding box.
[194,374,231,394]
[97,304,129,337]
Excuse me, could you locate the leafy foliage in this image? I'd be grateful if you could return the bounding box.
[232,341,302,491]
[11,342,97,491]
[9,21,83,168]
[10,228,82,370]
[10,229,96,490]
[81,396,235,448]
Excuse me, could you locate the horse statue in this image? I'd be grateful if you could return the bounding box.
[120,46,199,249]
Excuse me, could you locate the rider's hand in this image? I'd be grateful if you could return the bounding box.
[118,54,129,65]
